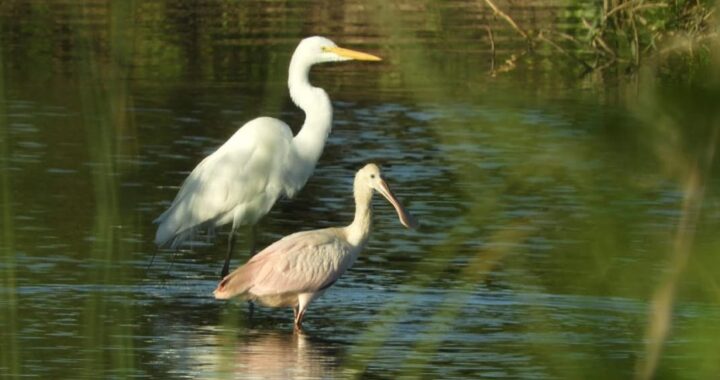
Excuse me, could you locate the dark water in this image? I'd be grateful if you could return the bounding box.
[2,1,720,379]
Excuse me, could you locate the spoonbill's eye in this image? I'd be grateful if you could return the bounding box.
[370,174,376,179]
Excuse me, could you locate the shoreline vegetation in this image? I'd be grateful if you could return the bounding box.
[0,1,716,79]
[482,0,717,77]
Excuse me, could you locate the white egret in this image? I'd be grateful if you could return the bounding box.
[213,164,417,330]
[154,36,381,277]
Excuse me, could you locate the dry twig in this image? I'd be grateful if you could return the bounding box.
[482,0,529,40]
[486,25,496,75]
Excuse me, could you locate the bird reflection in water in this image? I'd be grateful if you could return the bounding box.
[208,329,342,379]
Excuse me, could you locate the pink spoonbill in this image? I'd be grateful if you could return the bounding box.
[213,164,417,330]
[153,36,382,277]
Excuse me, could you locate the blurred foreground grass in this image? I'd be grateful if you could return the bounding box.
[342,1,720,378]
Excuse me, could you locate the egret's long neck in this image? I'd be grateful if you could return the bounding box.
[346,185,373,247]
[288,56,333,167]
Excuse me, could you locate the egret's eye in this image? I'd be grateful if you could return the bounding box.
[370,174,376,179]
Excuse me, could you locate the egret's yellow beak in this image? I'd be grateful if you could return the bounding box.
[324,46,382,61]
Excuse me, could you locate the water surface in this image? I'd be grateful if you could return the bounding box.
[1,1,719,379]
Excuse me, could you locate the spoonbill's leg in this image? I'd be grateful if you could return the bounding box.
[294,310,306,331]
[294,293,317,330]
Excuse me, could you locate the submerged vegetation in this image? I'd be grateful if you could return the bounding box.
[0,1,719,379]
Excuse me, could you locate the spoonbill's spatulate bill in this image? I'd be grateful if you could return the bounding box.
[153,37,382,277]
[214,164,417,329]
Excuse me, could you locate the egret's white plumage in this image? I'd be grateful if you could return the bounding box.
[214,164,417,329]
[153,37,381,276]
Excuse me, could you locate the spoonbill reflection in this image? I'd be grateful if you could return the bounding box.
[214,164,417,330]
[154,37,381,277]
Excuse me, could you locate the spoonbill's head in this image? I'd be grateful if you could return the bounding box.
[357,163,418,229]
[294,36,382,65]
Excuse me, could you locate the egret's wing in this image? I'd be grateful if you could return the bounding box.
[219,228,355,298]
[183,118,292,217]
[154,117,295,247]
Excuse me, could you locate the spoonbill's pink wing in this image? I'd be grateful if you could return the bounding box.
[214,228,356,299]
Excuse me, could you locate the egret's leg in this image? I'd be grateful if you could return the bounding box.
[248,300,255,318]
[244,225,258,312]
[250,225,258,255]
[220,230,235,278]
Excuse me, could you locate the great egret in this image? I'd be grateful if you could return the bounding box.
[154,36,381,277]
[213,163,417,330]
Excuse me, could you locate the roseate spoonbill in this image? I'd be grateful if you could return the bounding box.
[153,37,381,277]
[213,164,417,329]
